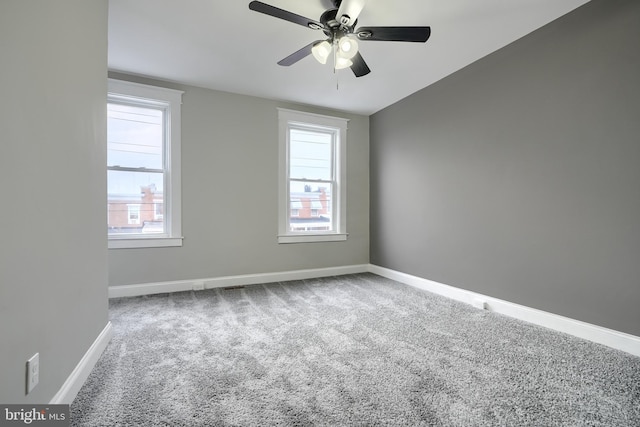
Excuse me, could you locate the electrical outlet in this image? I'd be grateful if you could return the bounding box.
[26,353,39,394]
[472,298,488,310]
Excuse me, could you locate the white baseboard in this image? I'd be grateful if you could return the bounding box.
[50,322,113,404]
[107,263,640,357]
[108,264,370,298]
[369,264,640,358]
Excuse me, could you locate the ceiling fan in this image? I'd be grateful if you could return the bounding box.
[248,0,431,77]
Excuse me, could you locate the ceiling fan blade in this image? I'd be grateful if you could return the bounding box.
[277,41,318,66]
[350,52,371,77]
[356,26,431,42]
[336,0,366,27]
[249,1,324,30]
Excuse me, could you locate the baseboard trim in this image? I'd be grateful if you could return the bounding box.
[107,264,640,357]
[368,264,640,358]
[108,264,370,298]
[50,321,113,404]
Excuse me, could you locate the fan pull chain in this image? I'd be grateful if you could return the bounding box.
[333,41,339,91]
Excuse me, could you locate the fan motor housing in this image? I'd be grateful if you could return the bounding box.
[320,8,356,38]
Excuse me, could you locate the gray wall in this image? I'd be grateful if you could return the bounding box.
[108,73,369,286]
[370,0,640,336]
[0,1,108,402]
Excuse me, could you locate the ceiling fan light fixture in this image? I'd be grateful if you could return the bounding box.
[337,36,358,60]
[311,40,332,64]
[334,56,353,70]
[248,0,429,78]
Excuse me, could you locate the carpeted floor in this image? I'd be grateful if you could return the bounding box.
[71,273,640,426]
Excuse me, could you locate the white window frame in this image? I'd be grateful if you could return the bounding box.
[107,79,184,249]
[278,108,348,244]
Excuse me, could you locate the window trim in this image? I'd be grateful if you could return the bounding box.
[107,79,184,249]
[277,108,348,244]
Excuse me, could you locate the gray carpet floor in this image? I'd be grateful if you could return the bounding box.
[71,273,640,426]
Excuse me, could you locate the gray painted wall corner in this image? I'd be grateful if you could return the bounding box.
[370,0,640,336]
[106,73,370,287]
[0,0,109,403]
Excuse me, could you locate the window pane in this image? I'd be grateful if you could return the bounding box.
[289,180,332,232]
[107,170,164,235]
[107,103,163,169]
[289,128,332,180]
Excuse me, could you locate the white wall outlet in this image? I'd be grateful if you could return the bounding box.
[26,353,39,394]
[472,298,488,310]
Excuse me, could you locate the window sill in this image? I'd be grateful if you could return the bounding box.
[108,236,183,249]
[278,233,348,244]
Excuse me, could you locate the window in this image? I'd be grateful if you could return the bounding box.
[154,203,164,220]
[107,79,183,248]
[127,204,141,225]
[278,109,348,243]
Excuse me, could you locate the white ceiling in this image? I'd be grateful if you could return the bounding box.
[108,0,590,116]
